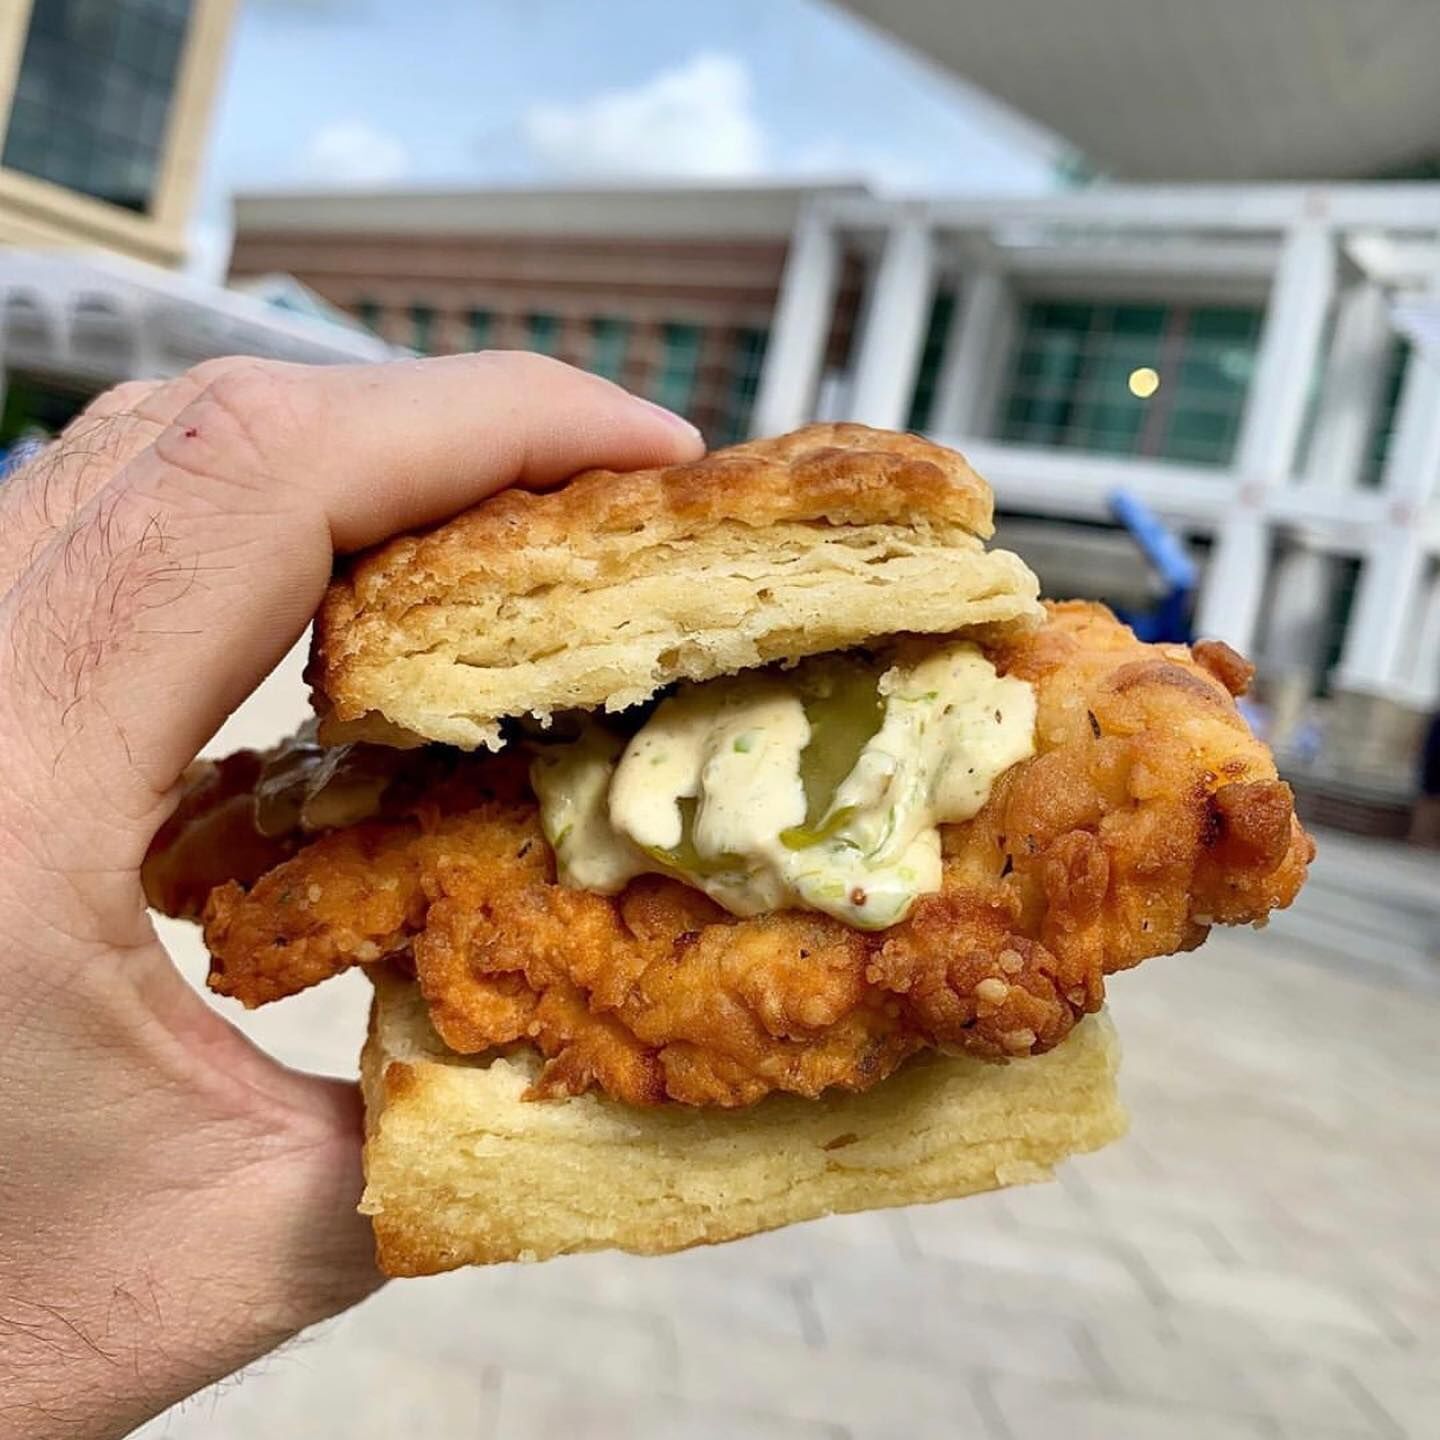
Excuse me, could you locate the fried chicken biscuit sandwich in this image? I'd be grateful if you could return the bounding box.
[145,423,1312,1275]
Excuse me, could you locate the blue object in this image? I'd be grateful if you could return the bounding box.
[1107,487,1195,643]
[0,437,46,481]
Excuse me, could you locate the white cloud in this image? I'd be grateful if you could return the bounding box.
[522,53,766,180]
[298,120,410,187]
[786,138,940,195]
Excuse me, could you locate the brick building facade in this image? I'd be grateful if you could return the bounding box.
[228,183,866,445]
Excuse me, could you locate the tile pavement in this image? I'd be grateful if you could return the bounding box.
[133,653,1440,1438]
[132,894,1440,1440]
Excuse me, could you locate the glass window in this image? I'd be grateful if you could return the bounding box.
[1362,339,1411,488]
[714,327,769,445]
[2,0,193,214]
[651,323,703,417]
[355,299,382,333]
[411,304,436,354]
[589,316,631,383]
[467,309,493,350]
[999,300,1260,466]
[1319,555,1362,694]
[905,289,956,432]
[527,313,560,356]
[0,370,95,448]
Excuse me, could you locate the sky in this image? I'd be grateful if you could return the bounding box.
[191,0,1068,276]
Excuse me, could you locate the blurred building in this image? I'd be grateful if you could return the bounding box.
[0,0,236,268]
[225,0,1440,822]
[0,0,401,456]
[230,178,1440,813]
[229,183,869,447]
[832,0,1440,826]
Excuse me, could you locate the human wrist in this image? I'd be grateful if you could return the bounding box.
[0,1110,376,1440]
[0,938,379,1440]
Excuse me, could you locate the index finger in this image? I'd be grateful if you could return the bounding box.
[2,352,702,880]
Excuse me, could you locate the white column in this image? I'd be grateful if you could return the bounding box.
[1262,279,1394,689]
[1339,542,1429,696]
[847,209,937,430]
[1264,548,1332,669]
[1197,222,1337,648]
[749,203,841,437]
[1304,279,1393,489]
[930,267,1014,439]
[1196,507,1269,648]
[1335,326,1440,696]
[1403,565,1440,708]
[131,337,165,381]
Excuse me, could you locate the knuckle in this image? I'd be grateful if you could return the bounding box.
[472,348,574,385]
[154,361,309,495]
[184,354,272,390]
[519,350,581,383]
[79,378,157,421]
[201,362,289,430]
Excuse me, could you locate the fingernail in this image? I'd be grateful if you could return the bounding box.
[633,396,703,440]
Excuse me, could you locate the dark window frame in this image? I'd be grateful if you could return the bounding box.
[998,298,1262,467]
[2,0,193,215]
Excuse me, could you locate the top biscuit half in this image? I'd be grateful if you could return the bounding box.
[310,423,1042,750]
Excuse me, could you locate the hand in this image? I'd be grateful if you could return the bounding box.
[0,354,703,1440]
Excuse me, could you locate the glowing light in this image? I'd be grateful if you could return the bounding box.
[1128,366,1161,399]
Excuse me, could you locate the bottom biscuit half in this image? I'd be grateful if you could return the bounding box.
[359,968,1126,1277]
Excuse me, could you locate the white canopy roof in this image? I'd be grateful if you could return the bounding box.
[0,249,402,387]
[837,0,1440,182]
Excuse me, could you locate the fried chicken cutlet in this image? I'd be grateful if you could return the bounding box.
[149,602,1312,1108]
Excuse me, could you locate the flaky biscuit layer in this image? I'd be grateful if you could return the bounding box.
[312,424,1040,749]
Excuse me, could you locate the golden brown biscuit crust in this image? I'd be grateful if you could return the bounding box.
[328,421,996,612]
[310,423,1033,749]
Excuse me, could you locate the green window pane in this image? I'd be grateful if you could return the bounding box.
[1094,336,1167,370]
[905,289,956,432]
[999,297,1258,467]
[527,313,560,356]
[1109,304,1168,337]
[1159,306,1260,465]
[1362,339,1411,488]
[467,309,493,350]
[1001,303,1087,446]
[1189,306,1263,342]
[589,316,631,383]
[1033,301,1093,331]
[1319,556,1362,691]
[411,304,436,354]
[1002,394,1038,434]
[1164,409,1238,465]
[651,322,703,417]
[715,327,769,445]
[355,299,382,333]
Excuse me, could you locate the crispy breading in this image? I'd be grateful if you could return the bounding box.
[191,603,1313,1108]
[310,422,1039,750]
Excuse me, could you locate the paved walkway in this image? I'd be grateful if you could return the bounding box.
[135,659,1440,1439]
[134,850,1438,1440]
